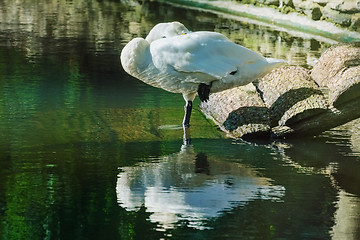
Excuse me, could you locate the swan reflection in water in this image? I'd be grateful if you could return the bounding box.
[116,132,285,230]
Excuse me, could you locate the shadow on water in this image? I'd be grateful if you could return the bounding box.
[0,0,359,239]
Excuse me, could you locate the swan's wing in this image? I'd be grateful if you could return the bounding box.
[150,32,265,83]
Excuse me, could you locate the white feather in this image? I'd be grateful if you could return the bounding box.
[121,22,287,101]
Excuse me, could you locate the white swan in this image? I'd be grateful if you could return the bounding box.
[121,22,286,128]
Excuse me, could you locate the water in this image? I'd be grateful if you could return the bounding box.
[0,0,359,239]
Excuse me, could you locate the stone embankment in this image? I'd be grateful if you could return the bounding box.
[160,0,360,42]
[242,0,360,31]
[200,43,360,139]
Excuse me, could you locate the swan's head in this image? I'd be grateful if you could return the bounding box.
[145,22,190,43]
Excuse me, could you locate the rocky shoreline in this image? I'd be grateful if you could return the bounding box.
[200,43,360,139]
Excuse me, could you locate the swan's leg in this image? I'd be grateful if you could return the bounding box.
[198,83,212,102]
[183,100,192,128]
[182,92,196,128]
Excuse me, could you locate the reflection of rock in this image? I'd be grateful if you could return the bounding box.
[341,118,360,154]
[116,145,285,230]
[0,0,142,58]
[331,190,360,239]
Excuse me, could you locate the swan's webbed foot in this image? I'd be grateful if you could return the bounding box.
[182,100,193,128]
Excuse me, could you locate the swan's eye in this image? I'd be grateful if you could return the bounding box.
[162,36,166,38]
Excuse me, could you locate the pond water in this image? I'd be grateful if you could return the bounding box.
[0,0,360,239]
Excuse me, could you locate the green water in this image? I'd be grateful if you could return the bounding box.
[0,0,359,239]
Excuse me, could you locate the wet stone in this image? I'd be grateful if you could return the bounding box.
[311,42,360,107]
[256,66,328,127]
[200,84,271,139]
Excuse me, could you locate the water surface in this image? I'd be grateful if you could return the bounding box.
[0,0,360,239]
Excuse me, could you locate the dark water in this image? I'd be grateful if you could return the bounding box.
[1,0,360,239]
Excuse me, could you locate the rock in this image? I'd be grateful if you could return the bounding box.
[200,44,360,140]
[311,42,360,108]
[280,0,295,7]
[200,84,271,139]
[310,6,323,20]
[322,4,352,26]
[313,0,329,7]
[292,0,323,20]
[328,0,360,13]
[256,66,328,127]
[273,43,360,138]
[350,13,360,31]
